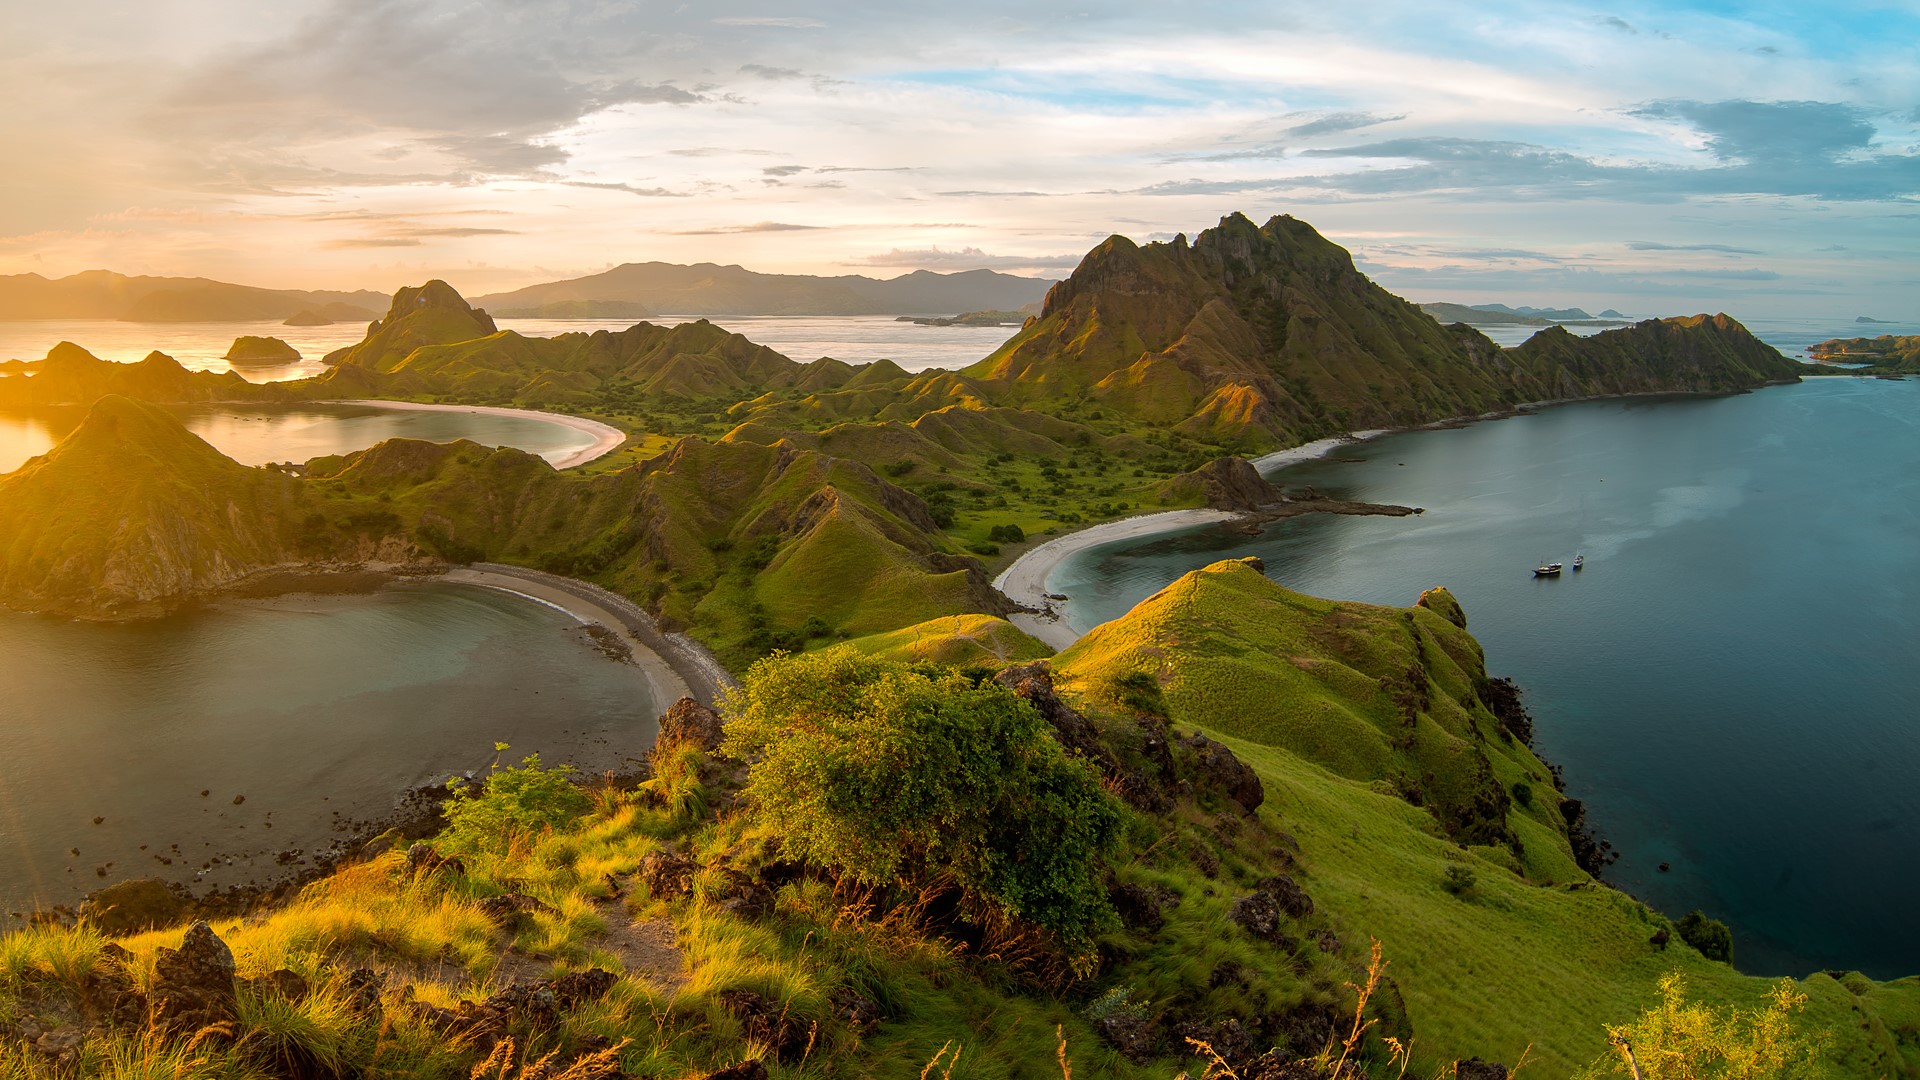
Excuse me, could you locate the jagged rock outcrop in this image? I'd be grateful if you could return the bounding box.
[323,280,499,371]
[654,697,726,757]
[960,213,1804,449]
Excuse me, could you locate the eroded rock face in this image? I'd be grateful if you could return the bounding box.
[1179,733,1265,814]
[994,661,1169,810]
[148,920,238,1034]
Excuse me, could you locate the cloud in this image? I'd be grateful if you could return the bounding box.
[670,222,824,235]
[561,181,693,197]
[1633,99,1876,165]
[762,165,810,177]
[853,246,1082,271]
[323,237,422,249]
[1626,241,1763,254]
[1597,16,1637,34]
[1285,111,1403,138]
[1290,104,1920,202]
[713,16,824,28]
[739,64,806,80]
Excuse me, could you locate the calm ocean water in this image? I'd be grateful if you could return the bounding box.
[0,582,658,915]
[0,402,601,475]
[1050,374,1920,978]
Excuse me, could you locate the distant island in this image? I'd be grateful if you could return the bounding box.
[896,306,1039,326]
[222,335,300,364]
[1856,315,1894,324]
[472,262,1054,318]
[283,302,380,326]
[1419,301,1631,327]
[0,269,387,323]
[1809,333,1920,372]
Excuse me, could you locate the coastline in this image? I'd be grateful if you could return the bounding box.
[439,563,736,708]
[994,431,1393,651]
[324,399,626,469]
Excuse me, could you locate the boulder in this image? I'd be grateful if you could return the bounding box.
[718,989,813,1063]
[80,878,185,935]
[638,848,697,900]
[148,920,237,1034]
[1456,1059,1510,1080]
[655,697,726,757]
[1179,733,1265,814]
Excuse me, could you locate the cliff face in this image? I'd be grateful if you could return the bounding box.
[0,397,308,615]
[961,214,1804,449]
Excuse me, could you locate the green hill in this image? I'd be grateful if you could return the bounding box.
[1810,334,1920,371]
[321,279,501,371]
[0,342,279,407]
[0,396,307,615]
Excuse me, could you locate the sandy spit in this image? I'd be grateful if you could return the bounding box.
[440,564,736,708]
[993,431,1398,652]
[325,399,626,469]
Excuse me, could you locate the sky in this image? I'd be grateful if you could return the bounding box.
[2,0,1916,317]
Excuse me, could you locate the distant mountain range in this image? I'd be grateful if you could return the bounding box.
[0,270,387,323]
[1419,301,1630,327]
[0,264,1057,323]
[471,263,1055,318]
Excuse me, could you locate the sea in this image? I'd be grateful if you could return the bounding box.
[3,310,1916,978]
[0,582,658,915]
[1047,312,1920,978]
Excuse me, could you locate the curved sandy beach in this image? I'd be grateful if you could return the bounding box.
[994,431,1394,651]
[440,563,736,709]
[327,399,626,469]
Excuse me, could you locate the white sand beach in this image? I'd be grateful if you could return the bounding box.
[994,431,1395,651]
[992,509,1239,651]
[441,565,736,709]
[327,399,627,469]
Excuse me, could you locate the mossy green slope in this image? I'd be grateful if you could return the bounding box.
[1051,559,1920,1076]
[840,613,1053,665]
[0,396,306,614]
[1054,560,1568,872]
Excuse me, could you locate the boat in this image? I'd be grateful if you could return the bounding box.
[1572,554,1584,570]
[1533,561,1563,577]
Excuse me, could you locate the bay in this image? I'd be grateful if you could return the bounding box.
[0,581,658,916]
[1050,376,1920,978]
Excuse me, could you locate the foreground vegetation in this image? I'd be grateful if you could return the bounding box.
[6,566,1916,1078]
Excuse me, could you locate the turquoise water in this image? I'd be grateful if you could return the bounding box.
[0,582,657,914]
[1051,377,1920,977]
[0,402,600,475]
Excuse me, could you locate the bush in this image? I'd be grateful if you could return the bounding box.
[721,648,1122,949]
[440,751,593,854]
[988,523,1026,544]
[1588,973,1816,1079]
[1441,863,1477,897]
[1675,910,1735,964]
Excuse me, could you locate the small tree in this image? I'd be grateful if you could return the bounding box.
[1675,910,1735,964]
[721,648,1122,949]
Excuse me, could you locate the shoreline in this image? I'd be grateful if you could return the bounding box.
[324,399,626,469]
[994,431,1394,651]
[438,563,736,708]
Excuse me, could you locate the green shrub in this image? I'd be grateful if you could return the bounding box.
[1441,863,1477,897]
[988,523,1026,544]
[440,751,593,854]
[1675,910,1735,964]
[1586,973,1816,1079]
[721,648,1122,949]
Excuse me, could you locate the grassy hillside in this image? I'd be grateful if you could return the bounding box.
[0,396,307,615]
[0,343,284,408]
[3,576,1914,1079]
